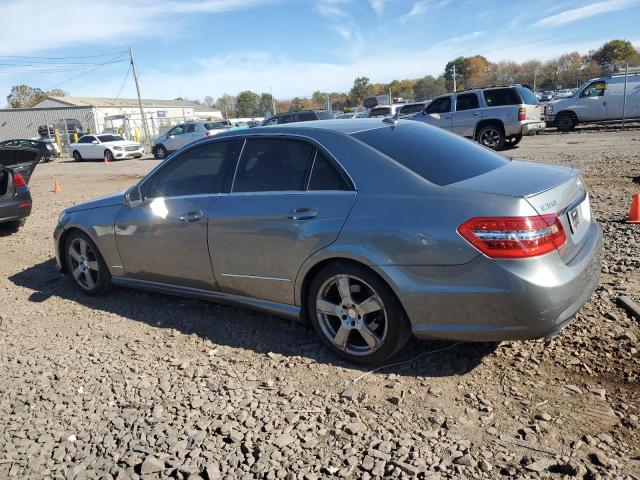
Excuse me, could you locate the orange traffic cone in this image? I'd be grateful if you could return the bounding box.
[53,180,61,193]
[627,193,640,224]
[104,154,109,166]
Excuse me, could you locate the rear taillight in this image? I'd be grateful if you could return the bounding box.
[205,131,211,136]
[458,214,566,259]
[518,107,526,121]
[13,172,26,188]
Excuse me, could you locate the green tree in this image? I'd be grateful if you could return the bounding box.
[6,84,46,108]
[444,57,468,91]
[413,75,447,100]
[349,76,372,105]
[236,91,260,117]
[258,92,275,115]
[591,39,639,69]
[311,91,328,109]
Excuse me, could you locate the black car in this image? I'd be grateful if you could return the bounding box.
[0,139,57,162]
[261,110,333,126]
[0,147,41,232]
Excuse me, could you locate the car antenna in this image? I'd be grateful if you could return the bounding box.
[383,110,400,125]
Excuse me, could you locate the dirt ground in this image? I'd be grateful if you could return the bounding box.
[0,127,638,480]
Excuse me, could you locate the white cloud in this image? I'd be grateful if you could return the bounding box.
[369,0,388,16]
[312,0,350,19]
[535,0,636,27]
[398,0,430,22]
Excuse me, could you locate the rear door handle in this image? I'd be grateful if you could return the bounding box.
[179,210,203,222]
[288,207,318,220]
[472,112,480,116]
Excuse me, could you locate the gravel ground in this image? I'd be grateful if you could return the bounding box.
[0,127,638,479]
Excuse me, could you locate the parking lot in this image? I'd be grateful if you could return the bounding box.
[1,127,639,479]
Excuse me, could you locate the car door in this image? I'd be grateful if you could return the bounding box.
[183,122,200,147]
[208,137,356,305]
[164,124,186,151]
[422,96,453,130]
[114,139,239,289]
[575,80,607,121]
[451,93,481,137]
[80,135,98,158]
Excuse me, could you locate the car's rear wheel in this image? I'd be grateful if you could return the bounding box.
[307,263,411,365]
[476,124,505,150]
[0,219,25,233]
[557,113,576,132]
[154,145,167,159]
[72,150,82,162]
[65,231,111,295]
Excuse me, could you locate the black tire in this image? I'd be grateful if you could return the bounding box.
[476,124,505,150]
[0,219,25,234]
[307,262,412,366]
[64,231,112,296]
[154,145,167,159]
[72,150,82,162]
[104,149,114,162]
[556,113,576,132]
[504,136,523,148]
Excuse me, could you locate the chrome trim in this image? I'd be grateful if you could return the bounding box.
[230,138,247,193]
[557,190,588,216]
[221,273,291,282]
[110,277,301,320]
[305,149,318,190]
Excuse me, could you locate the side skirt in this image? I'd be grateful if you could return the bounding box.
[110,277,302,321]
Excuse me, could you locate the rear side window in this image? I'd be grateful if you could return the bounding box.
[308,152,350,191]
[455,93,479,111]
[516,87,539,105]
[483,88,520,107]
[352,122,507,186]
[400,103,425,115]
[279,114,294,124]
[297,111,316,122]
[233,138,314,192]
[204,122,227,130]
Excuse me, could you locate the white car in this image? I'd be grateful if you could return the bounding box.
[70,134,143,162]
[152,120,231,159]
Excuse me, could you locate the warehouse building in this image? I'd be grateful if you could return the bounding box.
[0,96,222,143]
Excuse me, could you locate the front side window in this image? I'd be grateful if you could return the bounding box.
[426,96,452,114]
[580,81,606,98]
[297,111,316,122]
[78,136,92,144]
[186,124,197,133]
[308,152,350,191]
[263,117,278,126]
[233,138,314,193]
[97,135,124,143]
[455,93,480,111]
[142,141,232,199]
[483,88,520,106]
[278,114,294,124]
[168,125,185,136]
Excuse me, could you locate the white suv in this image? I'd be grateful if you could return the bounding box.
[409,86,545,150]
[152,120,231,159]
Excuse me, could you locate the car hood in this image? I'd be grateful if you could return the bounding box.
[107,140,141,147]
[66,191,124,213]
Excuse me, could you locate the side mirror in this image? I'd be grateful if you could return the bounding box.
[169,135,175,139]
[124,185,142,208]
[91,140,98,144]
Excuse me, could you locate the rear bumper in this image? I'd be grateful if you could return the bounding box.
[0,192,32,224]
[380,221,602,342]
[521,121,546,136]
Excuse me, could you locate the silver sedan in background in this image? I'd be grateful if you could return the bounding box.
[54,119,602,365]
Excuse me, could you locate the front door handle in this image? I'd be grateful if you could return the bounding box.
[472,112,480,116]
[179,210,203,222]
[288,207,318,220]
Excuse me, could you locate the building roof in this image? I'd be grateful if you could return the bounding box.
[38,96,207,109]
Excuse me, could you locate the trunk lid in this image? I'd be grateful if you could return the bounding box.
[449,159,592,262]
[0,147,41,183]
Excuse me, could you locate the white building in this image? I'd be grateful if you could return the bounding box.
[0,96,222,143]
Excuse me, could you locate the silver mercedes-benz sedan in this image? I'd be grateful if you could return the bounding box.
[54,119,602,365]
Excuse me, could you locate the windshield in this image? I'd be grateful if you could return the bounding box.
[352,122,507,186]
[316,111,333,120]
[204,122,228,130]
[97,135,124,143]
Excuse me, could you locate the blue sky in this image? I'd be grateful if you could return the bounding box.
[0,0,639,103]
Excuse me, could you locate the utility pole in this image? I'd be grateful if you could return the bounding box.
[452,64,457,93]
[129,47,152,147]
[622,63,629,128]
[533,70,538,93]
[271,87,276,116]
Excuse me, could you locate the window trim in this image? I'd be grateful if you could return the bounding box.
[226,133,356,195]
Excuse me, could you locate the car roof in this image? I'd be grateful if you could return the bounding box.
[211,118,395,138]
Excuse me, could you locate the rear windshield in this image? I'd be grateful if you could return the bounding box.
[315,111,333,120]
[516,86,539,105]
[352,122,507,186]
[483,88,521,107]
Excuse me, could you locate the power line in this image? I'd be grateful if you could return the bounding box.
[0,51,128,60]
[111,62,132,101]
[43,55,128,90]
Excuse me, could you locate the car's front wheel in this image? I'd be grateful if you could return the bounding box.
[104,150,114,162]
[556,113,576,132]
[307,262,411,365]
[154,145,167,159]
[65,231,111,295]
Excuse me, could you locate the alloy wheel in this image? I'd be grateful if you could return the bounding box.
[156,146,166,159]
[67,237,100,290]
[315,274,388,357]
[479,128,502,148]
